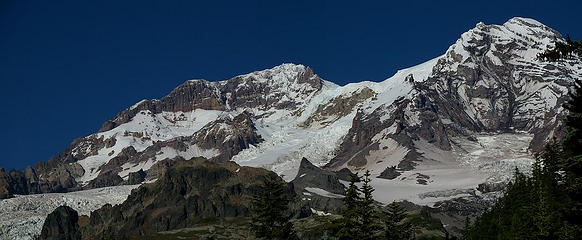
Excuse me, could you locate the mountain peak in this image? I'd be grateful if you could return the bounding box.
[232,62,323,95]
[272,62,308,71]
[441,16,562,73]
[239,63,312,82]
[460,16,560,43]
[504,17,546,29]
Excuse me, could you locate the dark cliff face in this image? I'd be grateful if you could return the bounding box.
[413,18,575,153]
[0,110,264,199]
[99,80,225,132]
[0,165,82,199]
[193,111,264,163]
[127,169,146,185]
[0,133,115,199]
[40,206,81,240]
[292,157,345,195]
[77,158,279,239]
[35,135,111,175]
[291,158,346,215]
[326,98,421,170]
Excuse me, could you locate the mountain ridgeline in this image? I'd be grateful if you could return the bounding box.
[1,17,580,201]
[1,16,581,240]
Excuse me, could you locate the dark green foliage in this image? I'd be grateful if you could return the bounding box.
[465,153,579,239]
[335,171,383,239]
[384,202,414,240]
[464,159,578,239]
[407,207,443,232]
[546,36,582,236]
[333,171,440,239]
[562,77,582,227]
[250,174,298,240]
[463,169,537,239]
[336,173,363,240]
[464,36,582,239]
[361,170,382,240]
[461,216,471,238]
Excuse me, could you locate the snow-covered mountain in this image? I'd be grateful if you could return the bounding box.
[1,17,580,207]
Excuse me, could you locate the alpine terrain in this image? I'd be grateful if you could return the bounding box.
[1,17,581,239]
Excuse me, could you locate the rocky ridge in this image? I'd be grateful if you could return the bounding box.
[0,18,580,210]
[38,158,311,239]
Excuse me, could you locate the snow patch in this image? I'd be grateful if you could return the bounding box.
[304,187,344,199]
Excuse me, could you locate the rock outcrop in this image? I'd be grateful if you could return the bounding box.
[291,158,346,215]
[292,158,345,195]
[75,158,292,239]
[126,169,146,185]
[0,164,82,199]
[0,168,12,199]
[39,206,81,240]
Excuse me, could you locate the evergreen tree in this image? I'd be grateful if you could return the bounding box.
[561,77,582,228]
[337,173,363,240]
[533,143,570,238]
[250,174,298,240]
[384,202,413,240]
[461,216,471,238]
[539,35,582,235]
[462,169,537,239]
[360,170,380,240]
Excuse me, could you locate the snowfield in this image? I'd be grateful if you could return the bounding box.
[352,133,533,206]
[232,55,442,181]
[0,185,138,240]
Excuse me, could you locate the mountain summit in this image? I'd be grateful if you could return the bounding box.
[0,17,580,207]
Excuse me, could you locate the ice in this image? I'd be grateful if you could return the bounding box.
[340,134,534,206]
[233,111,356,181]
[0,185,138,240]
[229,54,444,181]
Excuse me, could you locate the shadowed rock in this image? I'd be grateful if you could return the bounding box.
[39,206,81,240]
[126,169,146,185]
[291,158,346,215]
[292,158,345,195]
[76,158,284,239]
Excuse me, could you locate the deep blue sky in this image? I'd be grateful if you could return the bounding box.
[1,0,581,170]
